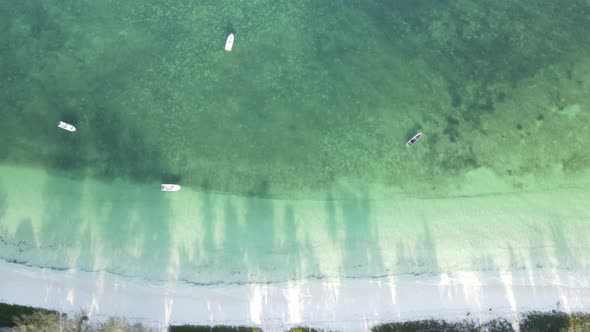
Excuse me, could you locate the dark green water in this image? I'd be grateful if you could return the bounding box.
[2,0,590,199]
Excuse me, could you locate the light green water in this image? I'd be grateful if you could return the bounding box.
[1,0,590,285]
[1,165,590,284]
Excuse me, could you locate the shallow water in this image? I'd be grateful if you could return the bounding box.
[1,0,590,300]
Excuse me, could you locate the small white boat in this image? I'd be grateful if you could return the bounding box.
[161,184,181,192]
[406,132,422,147]
[225,33,234,52]
[58,121,76,132]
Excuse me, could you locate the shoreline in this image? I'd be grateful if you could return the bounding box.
[2,165,590,285]
[2,260,589,332]
[1,166,590,331]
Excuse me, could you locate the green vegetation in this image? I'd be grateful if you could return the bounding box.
[519,311,590,332]
[3,303,590,332]
[95,317,154,332]
[11,311,65,332]
[1,306,153,332]
[169,326,262,332]
[0,303,56,327]
[371,318,513,332]
[372,313,590,332]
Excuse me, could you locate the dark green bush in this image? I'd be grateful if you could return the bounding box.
[372,319,454,332]
[4,302,590,332]
[519,311,590,332]
[288,328,322,332]
[519,311,568,332]
[0,303,57,327]
[372,318,514,332]
[169,326,262,332]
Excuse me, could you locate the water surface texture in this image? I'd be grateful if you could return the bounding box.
[1,0,590,297]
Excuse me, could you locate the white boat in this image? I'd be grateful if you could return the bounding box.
[406,132,422,147]
[58,121,76,132]
[225,33,234,52]
[161,184,181,192]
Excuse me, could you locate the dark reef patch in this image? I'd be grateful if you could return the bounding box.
[443,116,461,142]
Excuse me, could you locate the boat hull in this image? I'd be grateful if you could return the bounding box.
[58,121,76,132]
[406,133,422,147]
[161,184,181,192]
[225,33,234,52]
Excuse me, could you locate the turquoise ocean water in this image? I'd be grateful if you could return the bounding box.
[1,0,590,289]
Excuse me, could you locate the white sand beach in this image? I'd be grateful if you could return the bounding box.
[2,260,590,332]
